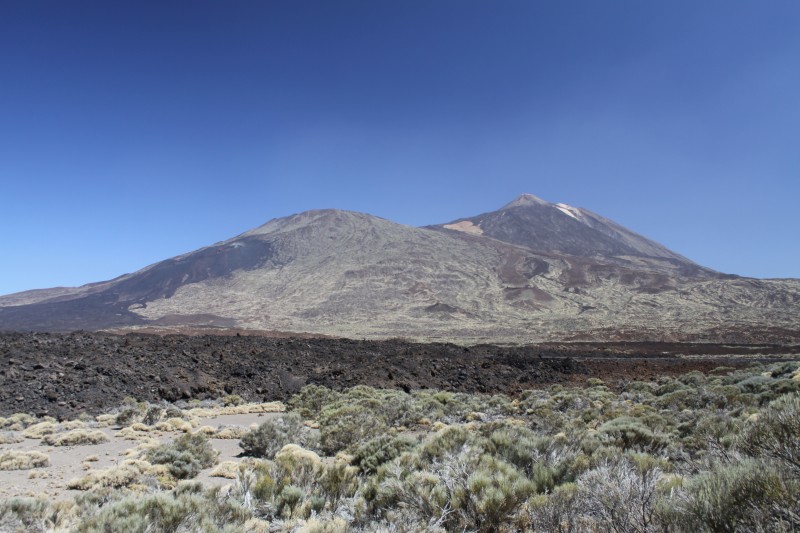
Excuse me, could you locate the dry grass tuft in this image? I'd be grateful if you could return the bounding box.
[60,420,87,431]
[155,418,195,433]
[118,424,157,440]
[0,450,50,470]
[0,413,38,431]
[186,401,285,417]
[66,459,158,491]
[21,421,58,439]
[95,414,116,427]
[42,429,109,446]
[274,443,322,465]
[209,460,241,479]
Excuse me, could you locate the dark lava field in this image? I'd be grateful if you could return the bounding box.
[1,332,798,418]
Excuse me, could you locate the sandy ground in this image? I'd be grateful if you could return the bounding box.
[0,412,282,501]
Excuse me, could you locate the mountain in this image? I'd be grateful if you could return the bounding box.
[432,193,701,273]
[1,195,798,343]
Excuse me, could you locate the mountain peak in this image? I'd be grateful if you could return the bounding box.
[434,193,698,264]
[502,193,550,209]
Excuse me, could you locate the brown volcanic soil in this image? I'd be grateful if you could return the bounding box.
[1,332,798,419]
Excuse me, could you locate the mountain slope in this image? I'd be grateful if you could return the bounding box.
[0,198,798,342]
[432,194,700,271]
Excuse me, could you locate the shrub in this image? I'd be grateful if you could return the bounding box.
[370,389,421,427]
[42,429,109,446]
[741,393,800,474]
[319,401,388,454]
[115,408,141,427]
[0,451,50,470]
[527,483,581,533]
[164,406,184,419]
[146,433,218,480]
[353,434,417,474]
[674,459,797,532]
[222,394,244,406]
[680,412,742,453]
[417,425,475,464]
[75,489,251,532]
[142,407,164,426]
[374,450,535,532]
[485,425,577,488]
[21,421,58,439]
[67,462,145,491]
[277,485,305,518]
[0,413,37,431]
[0,498,51,532]
[576,455,664,533]
[289,385,343,419]
[597,416,666,452]
[273,444,322,491]
[316,461,359,509]
[215,425,249,439]
[240,413,308,459]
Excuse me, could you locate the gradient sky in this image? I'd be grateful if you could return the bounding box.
[1,1,799,295]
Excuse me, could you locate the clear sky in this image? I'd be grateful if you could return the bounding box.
[1,1,798,295]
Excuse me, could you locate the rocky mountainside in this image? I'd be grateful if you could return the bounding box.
[432,193,701,272]
[1,195,798,343]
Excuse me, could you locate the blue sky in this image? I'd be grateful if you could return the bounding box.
[1,1,798,295]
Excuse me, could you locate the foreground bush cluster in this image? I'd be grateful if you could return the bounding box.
[1,361,799,531]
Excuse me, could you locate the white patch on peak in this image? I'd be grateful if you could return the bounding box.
[554,203,581,221]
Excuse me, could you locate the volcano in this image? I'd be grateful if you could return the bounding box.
[1,195,798,343]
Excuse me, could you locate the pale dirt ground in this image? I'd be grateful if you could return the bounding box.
[0,412,282,501]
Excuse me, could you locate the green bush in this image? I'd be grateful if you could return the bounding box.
[164,406,184,419]
[597,416,667,452]
[527,483,580,533]
[316,461,359,509]
[276,485,305,518]
[221,394,244,406]
[289,385,343,419]
[240,413,308,459]
[76,488,251,532]
[485,426,578,490]
[741,393,800,474]
[417,425,475,464]
[146,433,219,480]
[114,408,141,427]
[353,434,417,474]
[576,455,665,533]
[675,459,797,532]
[736,375,772,394]
[319,400,388,454]
[142,407,164,426]
[0,497,50,532]
[373,450,534,532]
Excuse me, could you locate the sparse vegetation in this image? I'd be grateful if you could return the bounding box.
[0,451,49,470]
[240,413,310,459]
[146,432,219,480]
[42,429,109,446]
[0,361,799,531]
